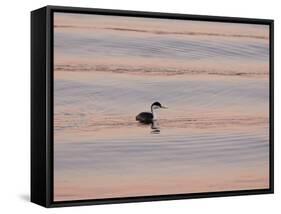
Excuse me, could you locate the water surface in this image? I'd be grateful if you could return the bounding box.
[53,13,269,201]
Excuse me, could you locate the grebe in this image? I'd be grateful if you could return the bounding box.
[136,102,167,124]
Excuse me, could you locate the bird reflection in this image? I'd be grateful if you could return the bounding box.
[150,120,160,134]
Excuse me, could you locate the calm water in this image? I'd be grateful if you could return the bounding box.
[53,13,269,201]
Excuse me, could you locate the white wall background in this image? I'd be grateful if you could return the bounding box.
[0,0,279,212]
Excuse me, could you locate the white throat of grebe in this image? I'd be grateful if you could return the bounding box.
[151,105,161,120]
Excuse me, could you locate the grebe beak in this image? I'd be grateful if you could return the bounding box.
[161,106,168,109]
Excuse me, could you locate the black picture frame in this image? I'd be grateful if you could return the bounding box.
[31,5,274,208]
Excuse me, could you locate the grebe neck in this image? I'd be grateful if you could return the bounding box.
[151,108,158,120]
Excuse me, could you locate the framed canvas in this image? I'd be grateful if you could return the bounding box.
[31,5,274,207]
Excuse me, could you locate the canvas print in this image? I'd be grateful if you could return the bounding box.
[53,12,270,201]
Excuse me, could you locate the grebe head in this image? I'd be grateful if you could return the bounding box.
[151,102,167,112]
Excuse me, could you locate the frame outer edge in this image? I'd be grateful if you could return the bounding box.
[31,6,48,207]
[270,20,274,193]
[40,5,274,208]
